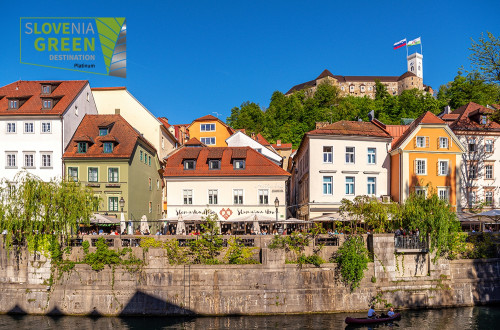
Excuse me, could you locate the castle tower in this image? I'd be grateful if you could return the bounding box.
[407,53,423,80]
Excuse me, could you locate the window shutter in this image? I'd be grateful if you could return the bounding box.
[425,137,430,148]
[437,137,440,149]
[448,137,452,149]
[414,137,417,148]
[437,161,440,175]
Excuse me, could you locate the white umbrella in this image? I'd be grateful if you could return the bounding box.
[140,215,150,234]
[120,212,126,234]
[252,215,260,233]
[127,221,133,235]
[176,214,186,235]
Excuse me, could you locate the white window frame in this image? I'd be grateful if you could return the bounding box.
[200,123,216,132]
[485,139,494,153]
[415,158,427,175]
[233,189,244,205]
[40,152,52,168]
[439,137,449,149]
[416,136,428,148]
[438,160,449,176]
[258,189,269,205]
[41,121,52,134]
[183,189,193,205]
[208,159,221,170]
[200,137,216,145]
[42,99,52,109]
[345,147,355,164]
[24,122,34,134]
[367,177,376,195]
[6,122,16,133]
[8,99,18,109]
[108,197,119,212]
[42,85,51,94]
[345,177,355,195]
[485,190,494,206]
[5,152,17,168]
[438,187,449,202]
[108,167,119,183]
[23,152,35,168]
[323,176,333,195]
[234,159,245,169]
[367,148,376,165]
[184,159,196,170]
[323,146,333,163]
[415,186,428,197]
[208,189,218,205]
[88,167,99,182]
[468,138,477,152]
[485,164,494,179]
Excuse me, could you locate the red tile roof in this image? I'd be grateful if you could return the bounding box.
[391,111,445,149]
[272,143,292,150]
[385,125,409,141]
[447,102,500,132]
[63,114,156,159]
[307,120,392,138]
[164,147,290,177]
[194,114,219,122]
[184,137,205,146]
[254,133,270,146]
[91,87,126,91]
[157,117,171,128]
[0,80,88,116]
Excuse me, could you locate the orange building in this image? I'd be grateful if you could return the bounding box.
[187,115,234,147]
[388,112,466,208]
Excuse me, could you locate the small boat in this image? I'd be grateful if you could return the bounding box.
[345,313,401,325]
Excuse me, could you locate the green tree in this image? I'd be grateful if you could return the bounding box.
[334,235,370,291]
[374,79,390,100]
[469,31,500,83]
[188,213,223,264]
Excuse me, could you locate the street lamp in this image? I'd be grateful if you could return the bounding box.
[119,197,125,212]
[274,197,279,222]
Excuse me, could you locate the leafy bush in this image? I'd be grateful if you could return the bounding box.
[164,239,188,265]
[334,235,370,292]
[297,254,325,267]
[83,237,142,271]
[187,214,223,264]
[82,240,90,254]
[225,237,259,264]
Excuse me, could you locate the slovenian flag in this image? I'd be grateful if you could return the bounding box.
[393,38,407,50]
[408,37,421,47]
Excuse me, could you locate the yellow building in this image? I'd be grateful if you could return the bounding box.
[188,115,234,147]
[388,112,466,208]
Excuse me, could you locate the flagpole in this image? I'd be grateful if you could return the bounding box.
[420,39,423,55]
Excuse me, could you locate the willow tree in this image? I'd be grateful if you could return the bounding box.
[339,196,400,233]
[0,173,99,253]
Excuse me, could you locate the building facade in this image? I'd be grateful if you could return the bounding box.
[226,131,282,165]
[164,142,290,221]
[441,102,500,210]
[0,80,97,182]
[291,120,392,220]
[389,112,466,208]
[187,115,234,147]
[63,115,163,222]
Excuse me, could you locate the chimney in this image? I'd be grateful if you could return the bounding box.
[444,105,451,114]
[251,133,256,140]
[368,110,375,121]
[277,140,281,146]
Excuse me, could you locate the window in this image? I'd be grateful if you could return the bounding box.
[148,178,152,191]
[367,177,376,195]
[103,142,113,153]
[481,115,488,125]
[349,85,354,92]
[439,137,449,149]
[468,191,477,205]
[41,153,51,168]
[140,150,143,161]
[415,187,427,197]
[200,137,216,145]
[184,160,196,170]
[345,177,355,195]
[485,164,493,179]
[42,99,52,109]
[6,153,16,168]
[99,128,108,136]
[6,122,16,133]
[200,123,216,131]
[144,154,148,164]
[485,140,494,153]
[234,159,245,169]
[323,176,333,195]
[149,202,152,213]
[233,189,243,204]
[485,191,494,206]
[157,179,160,189]
[183,190,193,205]
[24,153,34,168]
[258,189,269,204]
[415,159,427,175]
[68,167,78,181]
[438,160,449,176]
[367,148,376,164]
[345,147,355,164]
[360,85,365,92]
[42,85,51,94]
[208,189,218,204]
[109,197,119,212]
[77,142,87,153]
[24,122,34,133]
[468,138,477,152]
[148,156,151,166]
[88,167,98,182]
[323,146,333,163]
[256,148,262,153]
[8,99,18,109]
[416,136,428,148]
[161,137,165,149]
[41,122,51,133]
[438,188,449,201]
[209,159,220,170]
[469,162,478,179]
[108,168,119,182]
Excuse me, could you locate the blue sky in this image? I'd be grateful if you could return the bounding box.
[1,1,499,125]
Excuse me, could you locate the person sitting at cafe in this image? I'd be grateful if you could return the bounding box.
[155,230,162,235]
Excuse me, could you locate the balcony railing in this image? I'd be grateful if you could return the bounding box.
[395,235,428,251]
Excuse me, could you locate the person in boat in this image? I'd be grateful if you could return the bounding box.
[368,305,378,319]
[387,307,395,317]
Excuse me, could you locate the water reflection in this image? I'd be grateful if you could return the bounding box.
[0,306,499,329]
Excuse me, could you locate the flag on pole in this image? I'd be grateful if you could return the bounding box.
[393,38,407,50]
[407,37,421,47]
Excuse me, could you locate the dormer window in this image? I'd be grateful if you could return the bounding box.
[200,123,216,132]
[234,159,245,169]
[42,85,51,94]
[99,127,109,136]
[8,99,18,109]
[184,159,196,170]
[208,159,220,170]
[103,142,113,153]
[77,142,88,153]
[480,115,488,125]
[42,99,52,109]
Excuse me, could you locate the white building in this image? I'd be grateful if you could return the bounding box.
[163,140,290,221]
[441,102,500,210]
[291,120,392,220]
[226,130,282,165]
[0,80,97,182]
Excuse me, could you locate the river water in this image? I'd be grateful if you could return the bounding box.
[0,306,499,329]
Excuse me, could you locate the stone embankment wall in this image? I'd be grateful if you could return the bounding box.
[0,234,499,316]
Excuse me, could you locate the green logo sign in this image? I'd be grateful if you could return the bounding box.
[20,17,127,78]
